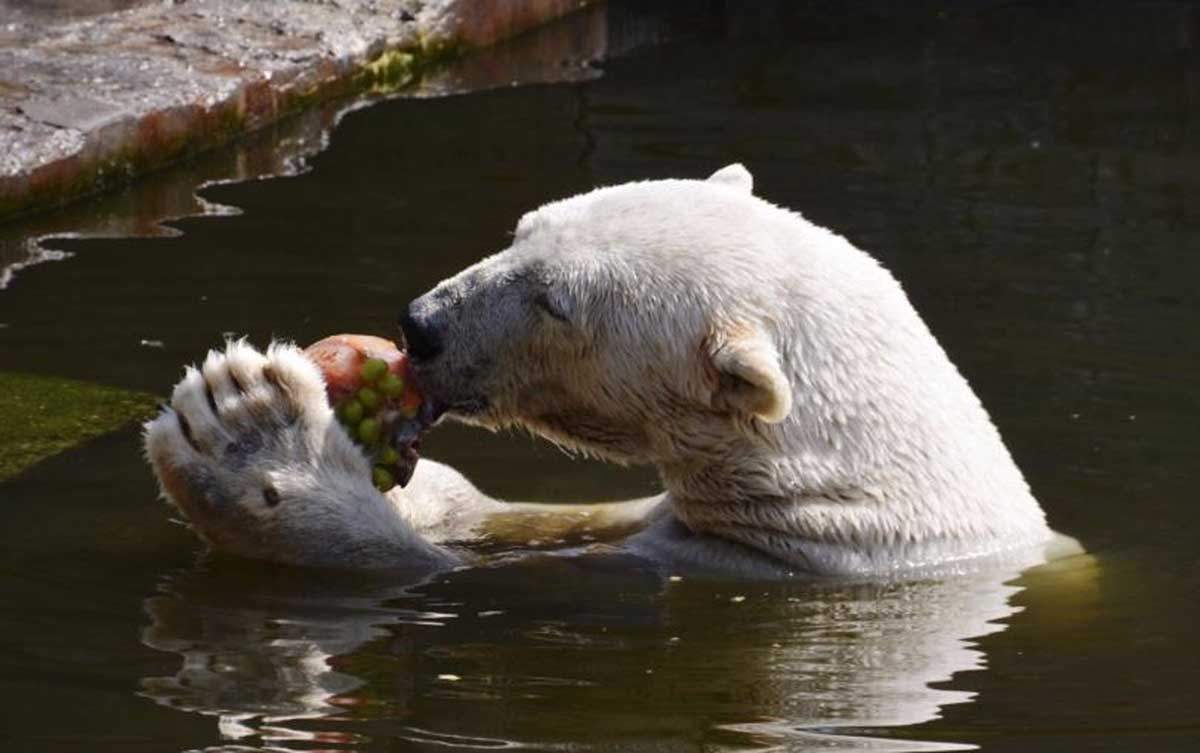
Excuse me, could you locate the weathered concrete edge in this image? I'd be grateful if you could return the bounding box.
[0,0,595,225]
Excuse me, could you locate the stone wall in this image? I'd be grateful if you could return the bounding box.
[0,0,595,223]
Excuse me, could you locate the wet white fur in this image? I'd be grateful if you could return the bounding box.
[410,164,1071,574]
[145,166,1075,575]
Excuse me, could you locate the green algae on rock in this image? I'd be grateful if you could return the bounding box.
[0,371,159,481]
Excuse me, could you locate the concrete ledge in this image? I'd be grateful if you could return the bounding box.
[0,0,594,224]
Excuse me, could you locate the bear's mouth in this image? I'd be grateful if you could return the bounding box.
[419,394,490,424]
[404,353,491,424]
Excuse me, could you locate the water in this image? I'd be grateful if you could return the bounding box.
[2,2,1199,750]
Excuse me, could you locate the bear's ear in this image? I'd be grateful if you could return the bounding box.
[706,163,753,194]
[707,327,792,424]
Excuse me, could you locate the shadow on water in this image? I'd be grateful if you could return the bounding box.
[1,1,1200,751]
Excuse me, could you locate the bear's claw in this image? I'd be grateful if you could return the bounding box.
[144,340,376,546]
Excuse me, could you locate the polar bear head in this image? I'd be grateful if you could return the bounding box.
[401,164,1051,562]
[402,165,804,467]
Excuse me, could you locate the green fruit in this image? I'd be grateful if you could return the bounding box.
[338,399,364,425]
[357,417,381,445]
[360,358,388,384]
[357,387,381,412]
[379,372,405,398]
[373,465,396,492]
[379,445,399,465]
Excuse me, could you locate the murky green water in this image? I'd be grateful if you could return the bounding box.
[2,2,1199,750]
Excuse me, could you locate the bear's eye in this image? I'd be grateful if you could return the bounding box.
[534,292,570,324]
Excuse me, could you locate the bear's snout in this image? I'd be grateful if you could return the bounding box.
[398,300,444,362]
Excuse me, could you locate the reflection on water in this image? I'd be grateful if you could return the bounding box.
[141,566,375,747]
[1,1,1199,751]
[136,553,1098,751]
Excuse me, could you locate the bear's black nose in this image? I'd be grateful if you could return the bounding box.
[398,302,443,361]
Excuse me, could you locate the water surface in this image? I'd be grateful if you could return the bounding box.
[1,2,1198,751]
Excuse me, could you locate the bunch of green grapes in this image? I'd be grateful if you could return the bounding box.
[333,357,422,491]
[305,335,424,493]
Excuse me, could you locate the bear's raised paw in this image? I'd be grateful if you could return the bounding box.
[143,340,378,561]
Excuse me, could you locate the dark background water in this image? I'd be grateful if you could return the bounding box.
[1,2,1198,751]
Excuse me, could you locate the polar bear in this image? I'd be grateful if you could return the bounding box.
[144,165,1078,576]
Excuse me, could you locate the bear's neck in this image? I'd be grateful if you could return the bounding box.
[656,418,1051,574]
